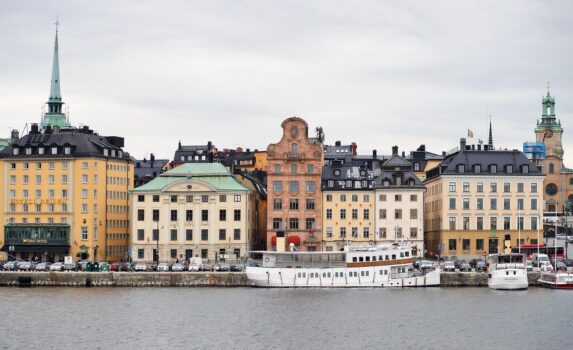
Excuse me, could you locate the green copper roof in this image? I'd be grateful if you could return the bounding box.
[133,163,250,192]
[42,22,70,130]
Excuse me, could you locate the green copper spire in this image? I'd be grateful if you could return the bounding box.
[42,18,70,130]
[535,84,562,133]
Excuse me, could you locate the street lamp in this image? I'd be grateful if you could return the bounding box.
[154,219,159,265]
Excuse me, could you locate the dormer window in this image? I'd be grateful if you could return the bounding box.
[346,180,352,187]
[414,163,420,171]
[457,164,465,173]
[490,164,497,173]
[360,170,366,177]
[103,149,109,156]
[111,150,116,157]
[506,165,513,174]
[334,169,340,176]
[522,165,529,173]
[64,147,71,155]
[38,148,44,155]
[474,165,481,173]
[396,177,402,186]
[26,148,32,155]
[328,180,334,187]
[52,147,58,155]
[118,151,123,158]
[384,180,390,186]
[13,148,19,155]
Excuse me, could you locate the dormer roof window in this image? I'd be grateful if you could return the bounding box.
[457,164,465,173]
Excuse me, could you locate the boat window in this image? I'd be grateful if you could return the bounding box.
[400,252,404,258]
[392,254,396,260]
[372,256,377,261]
[385,255,389,260]
[297,273,301,278]
[379,255,383,261]
[380,270,383,275]
[365,256,370,262]
[365,271,369,276]
[303,273,306,277]
[352,257,357,262]
[359,257,364,262]
[322,272,326,278]
[327,272,331,277]
[361,271,364,276]
[341,272,344,277]
[405,252,409,257]
[384,270,388,275]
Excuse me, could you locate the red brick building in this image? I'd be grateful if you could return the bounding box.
[266,117,324,251]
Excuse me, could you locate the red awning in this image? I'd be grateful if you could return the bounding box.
[271,235,276,246]
[287,236,301,245]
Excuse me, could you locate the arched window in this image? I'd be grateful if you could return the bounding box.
[549,163,554,174]
[290,143,298,153]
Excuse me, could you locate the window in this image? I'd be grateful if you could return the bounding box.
[363,227,370,239]
[48,189,54,198]
[219,195,227,202]
[490,182,497,193]
[531,198,538,210]
[449,217,456,230]
[363,209,370,220]
[379,209,387,219]
[201,210,208,221]
[35,175,41,184]
[307,164,314,173]
[291,164,298,174]
[137,209,145,221]
[201,229,208,241]
[476,239,484,251]
[517,198,524,210]
[531,217,538,230]
[81,227,88,240]
[457,165,465,173]
[504,217,511,230]
[477,182,483,193]
[23,175,29,184]
[49,162,54,169]
[272,218,282,230]
[476,198,483,210]
[219,229,226,240]
[171,210,178,221]
[169,195,177,203]
[531,183,538,193]
[394,209,402,219]
[449,182,456,192]
[82,174,88,183]
[490,198,497,210]
[474,165,481,173]
[517,183,524,193]
[326,209,332,219]
[326,227,333,238]
[352,209,358,219]
[490,217,497,230]
[168,229,176,241]
[506,165,513,174]
[379,228,386,239]
[339,227,346,238]
[363,194,370,202]
[48,175,55,184]
[289,181,299,192]
[219,209,227,221]
[351,227,358,238]
[234,195,241,202]
[306,218,315,230]
[340,209,346,219]
[463,239,470,251]
[289,218,299,230]
[463,217,470,230]
[138,195,145,202]
[340,194,346,202]
[517,216,524,230]
[186,229,193,240]
[153,195,160,202]
[306,199,315,210]
[152,209,160,222]
[326,194,333,202]
[82,189,88,199]
[449,239,457,251]
[395,195,402,202]
[503,198,510,210]
[201,195,209,203]
[233,229,241,240]
[234,209,241,221]
[273,181,282,192]
[503,183,510,193]
[306,181,315,192]
[463,182,470,192]
[463,198,470,210]
[289,199,299,210]
[352,194,358,202]
[152,229,159,241]
[171,249,177,259]
[379,194,386,201]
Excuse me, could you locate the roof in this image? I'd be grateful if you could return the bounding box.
[133,162,250,192]
[382,155,412,168]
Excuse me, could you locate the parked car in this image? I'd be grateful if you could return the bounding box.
[555,261,568,272]
[3,261,17,271]
[134,263,148,272]
[157,263,171,272]
[215,263,230,272]
[559,259,573,267]
[50,262,64,271]
[35,262,52,271]
[475,260,487,272]
[64,262,77,271]
[532,253,550,267]
[230,264,243,272]
[459,261,471,272]
[77,260,91,271]
[201,264,213,272]
[188,263,202,272]
[172,263,187,272]
[540,261,554,271]
[526,260,534,271]
[110,262,128,272]
[18,261,33,271]
[444,261,456,272]
[419,260,433,270]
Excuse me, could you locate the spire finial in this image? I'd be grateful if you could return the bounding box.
[488,115,494,149]
[547,81,551,95]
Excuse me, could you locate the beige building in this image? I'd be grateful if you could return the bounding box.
[374,152,425,257]
[424,139,544,259]
[130,163,255,263]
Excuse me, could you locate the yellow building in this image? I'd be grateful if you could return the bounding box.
[0,27,133,263]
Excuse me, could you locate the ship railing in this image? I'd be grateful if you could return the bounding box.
[390,272,413,279]
[271,261,346,268]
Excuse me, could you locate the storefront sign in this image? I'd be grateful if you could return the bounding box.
[9,198,68,205]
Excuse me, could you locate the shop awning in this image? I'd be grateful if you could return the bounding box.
[287,236,301,245]
[0,245,70,253]
[271,235,276,246]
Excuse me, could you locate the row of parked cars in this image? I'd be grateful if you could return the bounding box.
[134,262,244,272]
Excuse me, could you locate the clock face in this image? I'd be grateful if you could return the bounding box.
[546,183,558,196]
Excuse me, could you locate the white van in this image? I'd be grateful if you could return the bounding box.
[532,253,550,267]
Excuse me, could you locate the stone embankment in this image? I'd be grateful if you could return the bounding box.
[0,271,542,287]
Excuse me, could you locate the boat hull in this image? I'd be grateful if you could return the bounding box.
[488,270,528,290]
[246,266,440,288]
[538,272,573,289]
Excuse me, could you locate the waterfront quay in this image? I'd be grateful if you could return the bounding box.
[0,271,544,287]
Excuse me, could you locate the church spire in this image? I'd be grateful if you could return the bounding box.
[42,18,70,130]
[488,116,493,149]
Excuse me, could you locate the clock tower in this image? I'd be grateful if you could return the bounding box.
[534,89,568,212]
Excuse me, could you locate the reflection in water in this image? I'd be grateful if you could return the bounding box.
[0,287,572,350]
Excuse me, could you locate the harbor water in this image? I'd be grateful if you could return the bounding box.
[0,287,572,349]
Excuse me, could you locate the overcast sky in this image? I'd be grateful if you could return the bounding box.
[1,0,573,164]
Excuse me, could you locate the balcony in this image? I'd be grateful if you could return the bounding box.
[287,152,303,160]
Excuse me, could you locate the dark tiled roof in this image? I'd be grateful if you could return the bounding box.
[426,149,543,180]
[173,142,214,162]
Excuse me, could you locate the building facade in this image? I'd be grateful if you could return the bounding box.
[130,163,255,263]
[374,150,425,257]
[424,139,544,259]
[266,117,324,251]
[0,28,133,263]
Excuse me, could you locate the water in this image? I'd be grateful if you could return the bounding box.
[0,287,572,350]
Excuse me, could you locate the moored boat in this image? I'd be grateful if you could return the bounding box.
[538,271,573,289]
[487,253,528,290]
[246,241,440,288]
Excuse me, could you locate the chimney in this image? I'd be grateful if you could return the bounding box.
[207,141,212,150]
[178,140,182,149]
[401,151,405,157]
[237,147,243,153]
[30,123,39,134]
[460,138,466,151]
[45,125,53,134]
[150,153,155,162]
[246,148,251,153]
[372,149,377,158]
[350,142,357,155]
[442,151,446,156]
[392,145,398,156]
[335,140,341,146]
[82,125,89,133]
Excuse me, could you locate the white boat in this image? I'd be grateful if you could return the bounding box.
[246,242,440,288]
[538,271,573,289]
[487,253,528,290]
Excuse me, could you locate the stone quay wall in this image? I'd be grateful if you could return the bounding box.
[0,271,542,288]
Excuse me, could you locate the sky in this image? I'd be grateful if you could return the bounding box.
[1,0,573,164]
